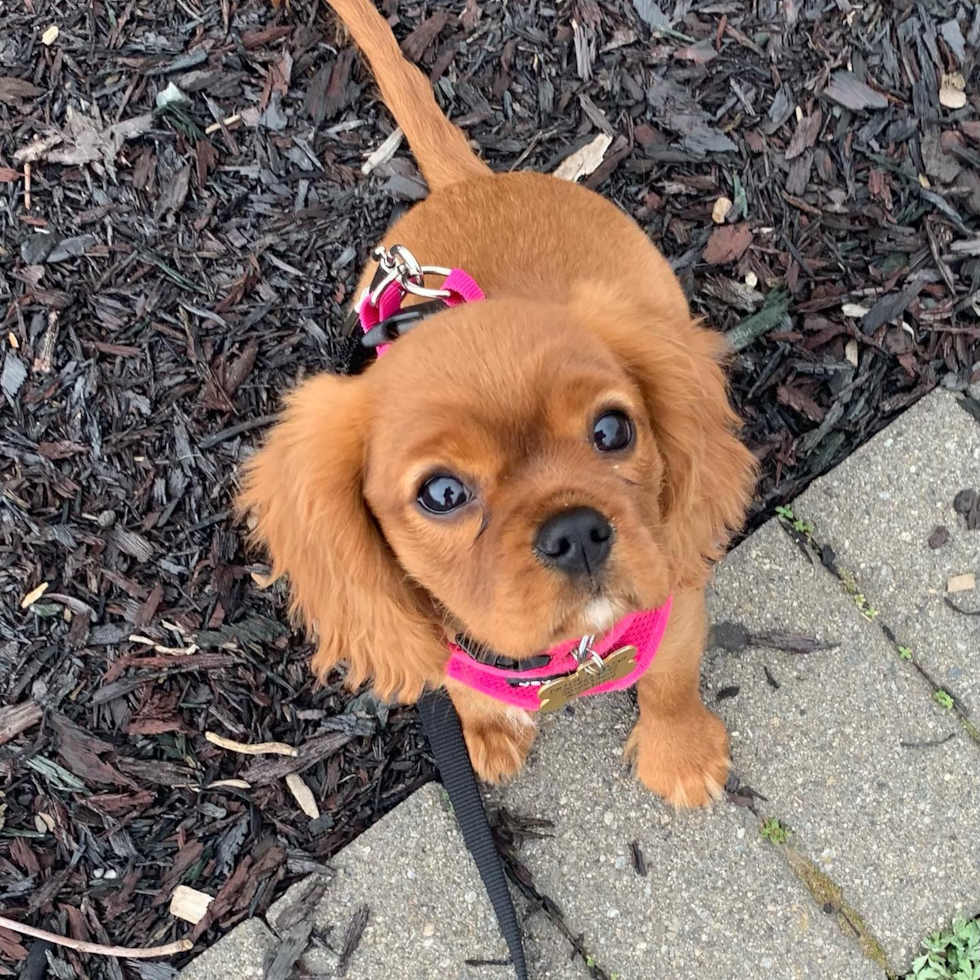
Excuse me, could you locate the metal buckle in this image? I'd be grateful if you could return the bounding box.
[366,244,452,305]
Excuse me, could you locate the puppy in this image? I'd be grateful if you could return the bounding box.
[240,0,757,807]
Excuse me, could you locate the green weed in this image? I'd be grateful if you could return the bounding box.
[775,504,814,536]
[907,915,980,980]
[760,817,790,844]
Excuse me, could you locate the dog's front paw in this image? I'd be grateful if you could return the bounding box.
[627,706,730,808]
[463,717,534,784]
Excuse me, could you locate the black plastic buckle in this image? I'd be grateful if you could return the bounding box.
[361,300,447,349]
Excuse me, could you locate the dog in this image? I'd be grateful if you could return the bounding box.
[239,0,757,808]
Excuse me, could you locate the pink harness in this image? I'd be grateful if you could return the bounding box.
[357,246,672,712]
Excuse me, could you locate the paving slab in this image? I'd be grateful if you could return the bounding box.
[178,392,980,980]
[180,783,574,980]
[495,688,881,980]
[796,391,980,714]
[263,782,533,980]
[706,518,980,973]
[179,917,279,980]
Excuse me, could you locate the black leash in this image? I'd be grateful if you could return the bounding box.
[417,689,529,980]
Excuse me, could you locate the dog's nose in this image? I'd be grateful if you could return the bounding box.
[534,507,614,576]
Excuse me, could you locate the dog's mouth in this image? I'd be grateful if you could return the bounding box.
[582,596,619,633]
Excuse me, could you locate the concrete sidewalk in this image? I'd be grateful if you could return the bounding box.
[180,390,980,980]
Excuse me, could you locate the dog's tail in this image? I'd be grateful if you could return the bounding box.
[327,0,490,190]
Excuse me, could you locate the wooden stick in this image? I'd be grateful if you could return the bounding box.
[205,731,298,757]
[0,915,192,958]
[23,161,31,210]
[204,113,240,135]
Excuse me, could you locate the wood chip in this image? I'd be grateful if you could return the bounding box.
[703,223,752,264]
[285,772,320,819]
[844,338,859,367]
[205,732,298,757]
[0,700,42,746]
[823,70,888,111]
[41,25,59,45]
[169,885,214,924]
[552,134,612,181]
[20,582,49,609]
[711,196,732,224]
[947,573,976,594]
[361,127,404,176]
[264,921,313,980]
[206,778,252,790]
[939,72,967,110]
[841,303,870,318]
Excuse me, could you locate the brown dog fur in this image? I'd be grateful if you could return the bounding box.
[239,0,757,807]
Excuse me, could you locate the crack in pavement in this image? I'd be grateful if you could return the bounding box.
[776,515,980,749]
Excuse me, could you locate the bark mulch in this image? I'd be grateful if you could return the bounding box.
[1,0,978,973]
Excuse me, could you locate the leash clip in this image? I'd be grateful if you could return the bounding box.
[575,634,604,674]
[366,244,452,304]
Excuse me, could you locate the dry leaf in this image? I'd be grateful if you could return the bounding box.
[947,573,975,593]
[21,582,49,609]
[285,772,320,819]
[939,72,967,110]
[553,134,612,182]
[41,25,59,46]
[205,732,298,757]
[673,40,717,64]
[0,167,21,182]
[844,338,859,367]
[711,196,733,224]
[206,778,251,790]
[170,885,214,924]
[15,106,154,178]
[702,223,752,265]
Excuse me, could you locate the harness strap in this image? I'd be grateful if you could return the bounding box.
[417,689,528,980]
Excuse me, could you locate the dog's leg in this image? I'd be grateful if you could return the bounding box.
[626,589,729,807]
[444,678,537,784]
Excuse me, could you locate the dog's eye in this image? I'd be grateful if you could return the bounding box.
[592,411,633,452]
[417,474,472,514]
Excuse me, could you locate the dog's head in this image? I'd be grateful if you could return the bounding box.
[239,282,756,701]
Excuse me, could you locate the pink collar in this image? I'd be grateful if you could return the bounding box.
[357,246,672,711]
[446,601,672,712]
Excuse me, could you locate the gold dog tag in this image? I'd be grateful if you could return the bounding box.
[537,645,638,714]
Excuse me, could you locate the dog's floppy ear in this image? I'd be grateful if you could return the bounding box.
[575,282,757,589]
[237,374,445,703]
